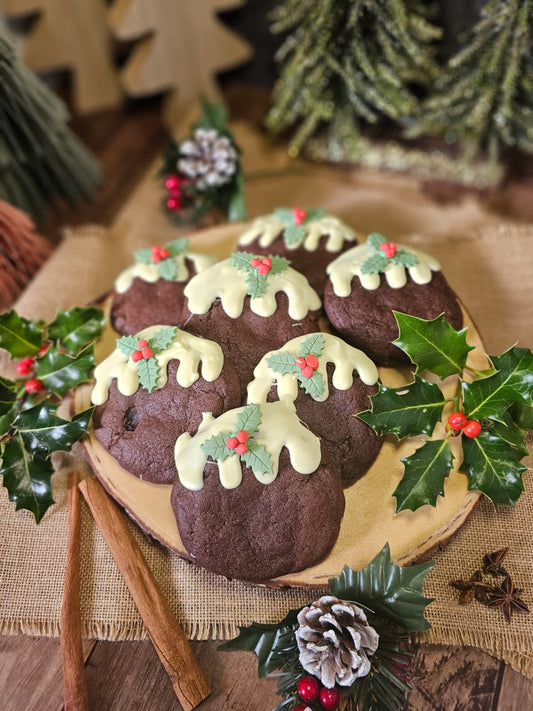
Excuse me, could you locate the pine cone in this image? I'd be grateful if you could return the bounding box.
[178,128,238,190]
[296,595,379,689]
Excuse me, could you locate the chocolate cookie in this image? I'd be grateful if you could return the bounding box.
[171,402,345,581]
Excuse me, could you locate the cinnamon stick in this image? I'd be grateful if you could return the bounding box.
[79,476,211,711]
[61,469,89,711]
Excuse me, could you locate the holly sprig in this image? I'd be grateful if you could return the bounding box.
[134,238,190,281]
[358,312,533,512]
[273,206,327,246]
[200,403,273,476]
[231,251,290,299]
[220,544,433,711]
[266,333,326,399]
[0,307,104,522]
[116,326,177,392]
[361,233,419,275]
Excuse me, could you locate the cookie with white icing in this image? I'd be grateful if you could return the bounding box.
[181,253,322,395]
[91,325,240,484]
[237,207,357,296]
[247,333,384,487]
[110,238,218,335]
[171,402,345,581]
[324,235,463,366]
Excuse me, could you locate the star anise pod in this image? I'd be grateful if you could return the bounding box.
[450,570,493,605]
[487,575,529,623]
[482,547,509,577]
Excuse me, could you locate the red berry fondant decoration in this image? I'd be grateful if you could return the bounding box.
[448,411,468,431]
[151,245,172,263]
[379,241,397,258]
[134,238,190,282]
[296,353,320,379]
[16,357,35,376]
[319,686,341,710]
[361,232,419,275]
[251,256,272,276]
[226,430,249,455]
[463,419,482,438]
[25,378,44,394]
[231,252,290,299]
[292,206,308,226]
[117,327,177,392]
[297,675,320,702]
[267,334,326,399]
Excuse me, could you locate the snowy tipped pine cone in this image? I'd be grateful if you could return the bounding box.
[296,595,379,688]
[178,128,238,190]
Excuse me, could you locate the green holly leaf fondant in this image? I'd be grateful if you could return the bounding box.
[36,345,95,396]
[0,310,43,358]
[235,403,262,437]
[231,251,255,274]
[329,543,434,631]
[245,272,269,299]
[157,258,178,281]
[462,346,533,423]
[273,207,294,224]
[394,439,454,512]
[284,223,305,246]
[134,247,153,265]
[299,333,325,358]
[200,431,234,462]
[367,232,386,250]
[268,255,291,275]
[137,357,160,392]
[358,377,445,439]
[47,306,104,354]
[461,429,527,507]
[391,250,419,268]
[304,207,327,223]
[15,401,94,457]
[393,312,474,379]
[149,326,177,351]
[116,335,140,359]
[299,371,325,400]
[361,253,389,275]
[265,351,300,376]
[1,434,55,522]
[240,441,273,476]
[166,238,189,257]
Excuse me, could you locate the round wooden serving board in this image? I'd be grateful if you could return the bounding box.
[78,222,486,587]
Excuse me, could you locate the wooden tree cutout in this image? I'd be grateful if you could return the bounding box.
[3,0,122,114]
[109,0,252,130]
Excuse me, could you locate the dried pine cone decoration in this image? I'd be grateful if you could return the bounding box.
[178,128,238,190]
[296,595,379,688]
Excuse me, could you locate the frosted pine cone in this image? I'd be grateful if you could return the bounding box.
[178,128,238,190]
[296,595,379,688]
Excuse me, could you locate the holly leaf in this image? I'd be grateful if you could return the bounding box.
[508,401,533,430]
[273,207,294,224]
[47,307,104,354]
[134,247,153,264]
[150,327,177,351]
[367,233,386,251]
[299,371,325,400]
[304,207,326,223]
[391,250,418,268]
[246,272,268,299]
[299,333,325,358]
[196,97,229,134]
[394,439,454,512]
[157,259,178,281]
[15,401,93,456]
[0,310,43,357]
[361,253,388,274]
[461,429,527,507]
[231,251,255,273]
[235,403,262,437]
[357,377,445,438]
[284,224,305,246]
[490,420,529,459]
[265,351,300,376]
[462,346,533,423]
[116,335,139,359]
[166,238,189,257]
[0,377,17,416]
[200,431,234,462]
[137,358,160,393]
[227,173,246,222]
[268,256,291,275]
[393,312,474,379]
[329,543,434,631]
[1,434,55,522]
[241,441,273,476]
[36,346,95,396]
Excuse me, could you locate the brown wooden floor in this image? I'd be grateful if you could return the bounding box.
[2,86,533,710]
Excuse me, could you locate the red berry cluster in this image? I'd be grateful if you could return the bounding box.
[131,339,153,363]
[292,206,307,226]
[296,354,319,379]
[16,343,50,394]
[379,241,397,258]
[250,256,272,276]
[150,245,171,263]
[296,676,340,710]
[447,411,482,438]
[226,429,249,455]
[164,174,183,212]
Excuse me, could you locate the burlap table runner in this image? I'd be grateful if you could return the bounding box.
[1,129,532,676]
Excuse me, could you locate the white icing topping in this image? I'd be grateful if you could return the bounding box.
[183,258,322,319]
[114,251,218,293]
[327,242,440,294]
[174,401,322,490]
[247,333,379,405]
[91,325,224,405]
[238,214,356,252]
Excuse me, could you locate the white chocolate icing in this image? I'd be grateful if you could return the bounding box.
[247,333,379,405]
[114,251,218,293]
[183,258,322,319]
[175,401,321,490]
[327,242,440,294]
[91,325,224,405]
[238,213,356,252]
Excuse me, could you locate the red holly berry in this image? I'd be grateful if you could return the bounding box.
[166,196,181,211]
[379,242,397,258]
[301,365,314,379]
[463,419,482,438]
[151,246,163,262]
[319,686,340,710]
[250,257,262,268]
[295,356,306,369]
[292,207,307,226]
[448,411,468,431]
[262,257,272,268]
[159,249,171,259]
[16,357,35,375]
[294,704,311,711]
[138,339,148,349]
[235,443,248,455]
[257,263,270,276]
[132,350,143,363]
[25,378,44,394]
[142,347,153,359]
[226,436,239,449]
[38,343,50,357]
[297,676,320,702]
[236,430,249,444]
[304,354,319,370]
[164,174,181,191]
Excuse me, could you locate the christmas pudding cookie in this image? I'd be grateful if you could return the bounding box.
[91,325,240,484]
[237,207,357,296]
[110,237,217,335]
[247,333,384,487]
[324,234,463,367]
[181,252,322,394]
[171,402,345,581]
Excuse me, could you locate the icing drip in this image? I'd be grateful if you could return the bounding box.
[247,333,379,404]
[114,251,218,293]
[175,401,322,490]
[238,214,356,252]
[184,258,322,319]
[91,325,224,405]
[327,243,440,294]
